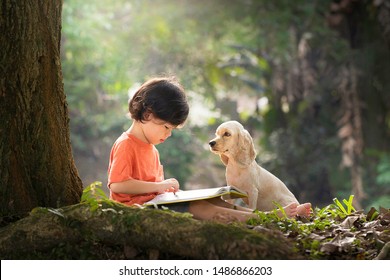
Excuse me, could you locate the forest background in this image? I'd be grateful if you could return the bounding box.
[62,0,390,210]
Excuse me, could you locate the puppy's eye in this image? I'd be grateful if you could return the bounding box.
[223,132,231,137]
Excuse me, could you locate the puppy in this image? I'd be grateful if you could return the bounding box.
[209,120,299,211]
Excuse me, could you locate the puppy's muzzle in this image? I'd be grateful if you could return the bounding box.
[209,141,216,148]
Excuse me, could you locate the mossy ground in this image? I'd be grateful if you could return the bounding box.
[1,183,389,260]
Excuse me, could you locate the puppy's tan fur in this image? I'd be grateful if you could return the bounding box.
[209,121,299,211]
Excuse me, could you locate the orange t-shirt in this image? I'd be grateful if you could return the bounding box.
[107,132,164,205]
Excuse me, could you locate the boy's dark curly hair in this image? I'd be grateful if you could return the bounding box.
[129,77,189,126]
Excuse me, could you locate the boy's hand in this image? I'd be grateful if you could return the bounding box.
[159,178,180,194]
[165,186,177,193]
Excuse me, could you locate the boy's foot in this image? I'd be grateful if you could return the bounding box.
[279,202,298,218]
[277,202,312,218]
[297,202,312,217]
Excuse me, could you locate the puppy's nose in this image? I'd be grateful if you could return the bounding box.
[209,141,216,147]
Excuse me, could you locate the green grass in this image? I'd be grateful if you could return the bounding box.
[248,195,390,259]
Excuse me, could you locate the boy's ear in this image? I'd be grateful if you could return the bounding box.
[143,110,153,121]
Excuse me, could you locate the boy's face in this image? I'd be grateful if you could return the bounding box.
[141,115,177,145]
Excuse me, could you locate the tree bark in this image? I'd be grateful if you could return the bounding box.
[374,0,390,48]
[0,0,82,216]
[0,202,299,260]
[337,64,365,209]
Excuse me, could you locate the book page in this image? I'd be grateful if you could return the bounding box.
[144,186,247,205]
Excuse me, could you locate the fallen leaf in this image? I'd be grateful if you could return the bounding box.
[320,233,356,254]
[340,216,359,229]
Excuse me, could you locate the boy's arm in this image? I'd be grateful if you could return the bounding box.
[110,178,179,195]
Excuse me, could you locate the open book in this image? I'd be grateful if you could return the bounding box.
[144,186,247,206]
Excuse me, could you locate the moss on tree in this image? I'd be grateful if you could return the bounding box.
[0,201,299,260]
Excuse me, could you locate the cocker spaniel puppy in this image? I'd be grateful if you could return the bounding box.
[209,121,309,213]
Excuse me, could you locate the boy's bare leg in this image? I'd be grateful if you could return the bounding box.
[208,197,311,216]
[189,200,257,223]
[188,200,307,223]
[188,199,311,224]
[206,197,254,212]
[208,198,311,218]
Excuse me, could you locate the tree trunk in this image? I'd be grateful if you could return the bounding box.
[0,0,82,216]
[337,65,365,209]
[375,0,390,48]
[0,201,299,260]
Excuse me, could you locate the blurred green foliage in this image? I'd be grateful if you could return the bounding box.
[377,155,390,185]
[62,0,390,208]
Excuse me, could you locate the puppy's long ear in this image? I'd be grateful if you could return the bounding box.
[234,129,256,167]
[220,154,229,166]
